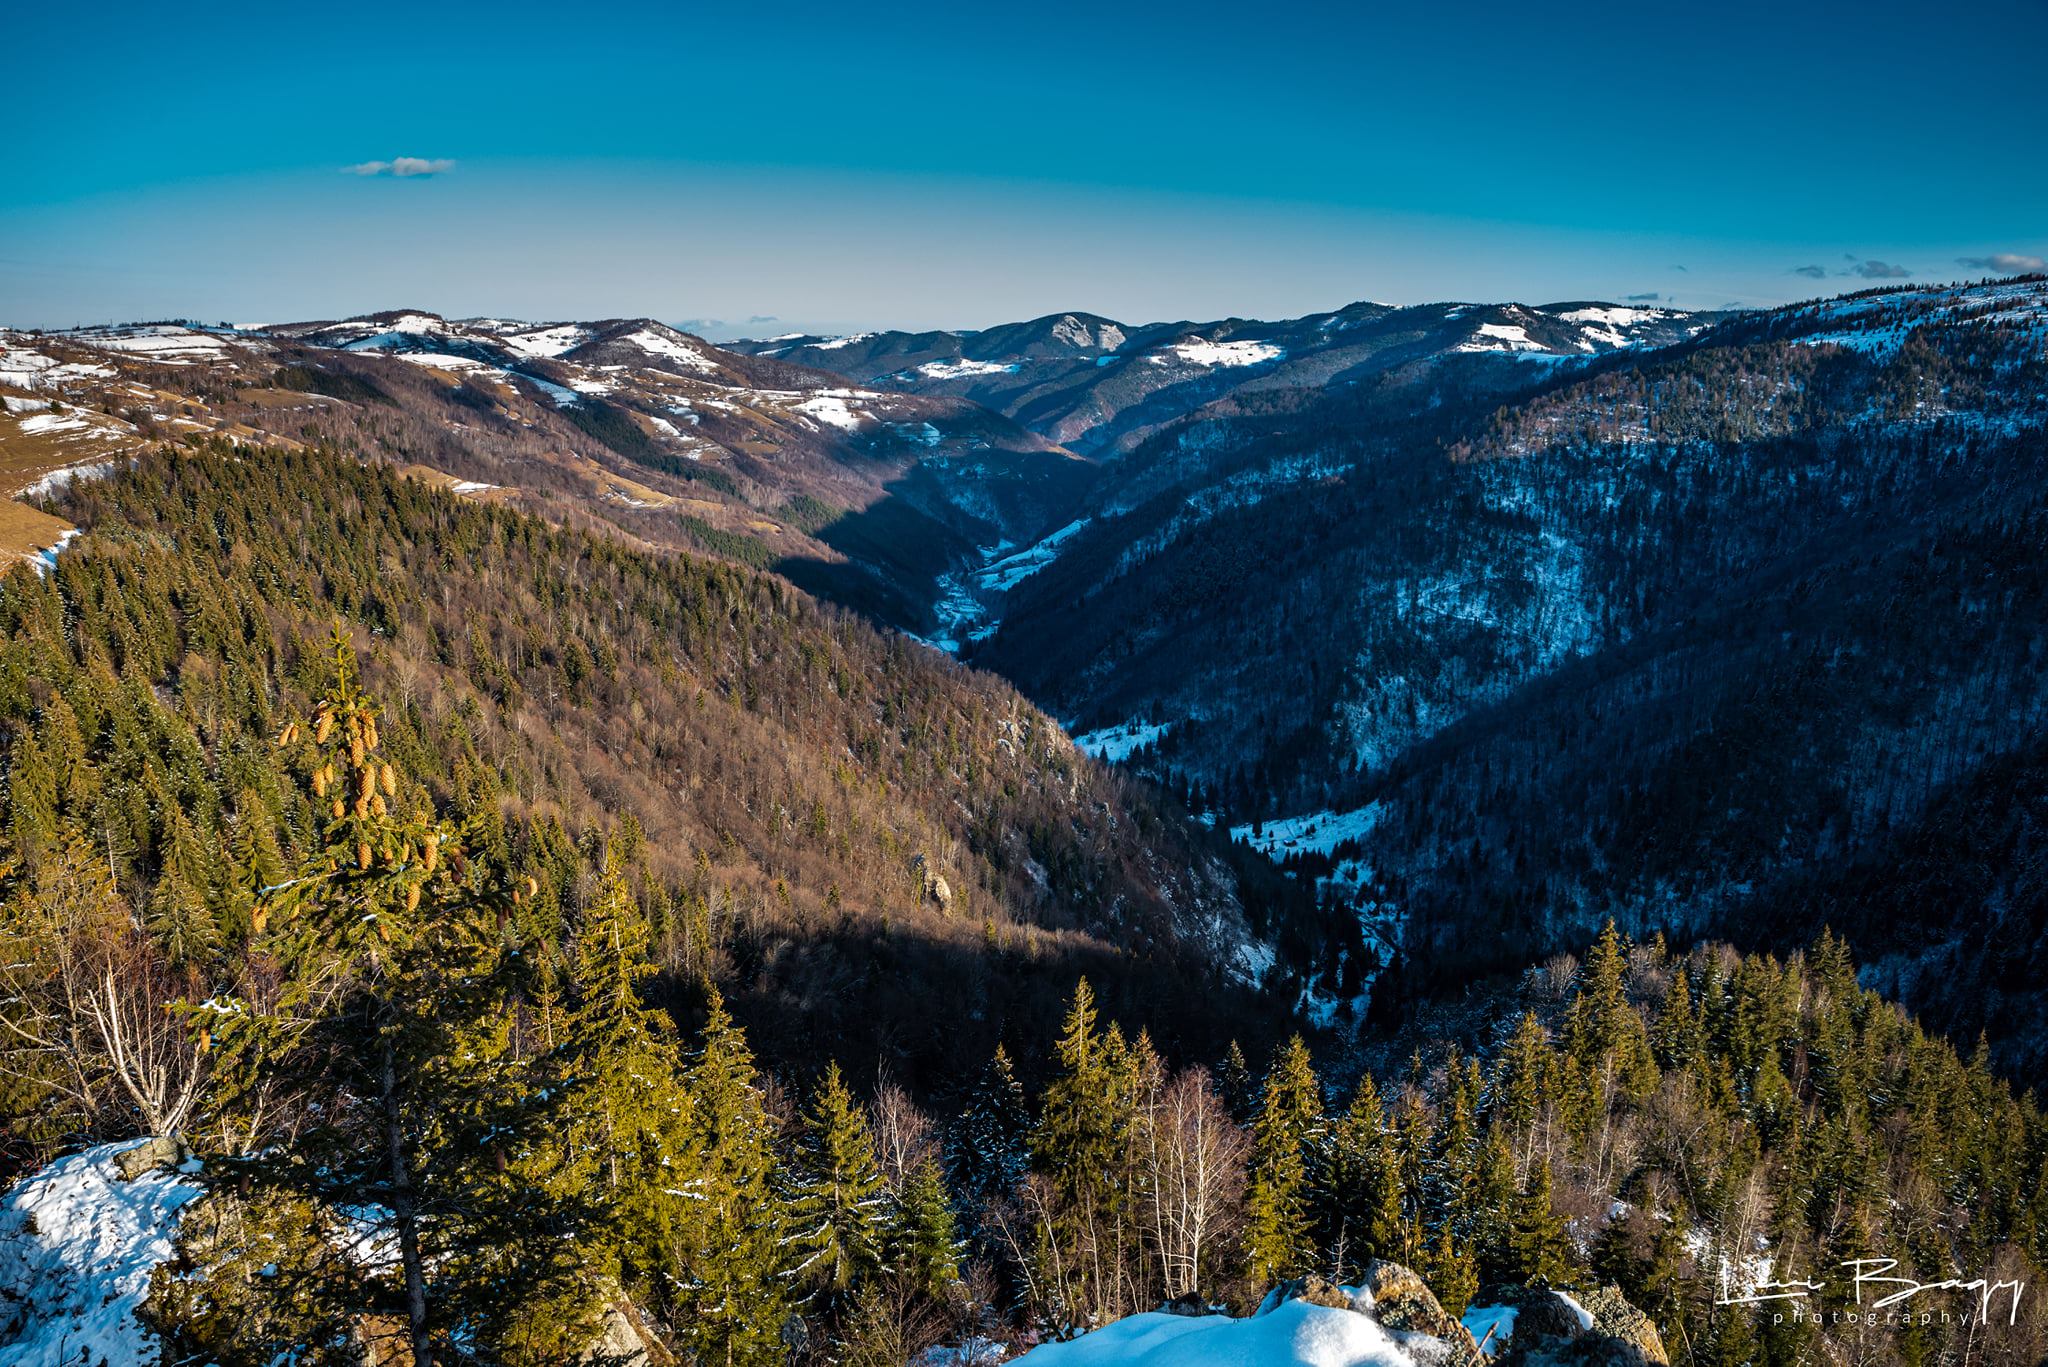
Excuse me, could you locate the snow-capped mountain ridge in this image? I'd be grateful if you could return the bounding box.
[728,297,1712,455]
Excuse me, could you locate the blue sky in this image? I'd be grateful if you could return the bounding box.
[5,0,2042,333]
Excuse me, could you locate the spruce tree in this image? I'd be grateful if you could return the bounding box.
[673,986,792,1365]
[1508,1160,1570,1284]
[203,632,596,1367]
[886,1154,963,1300]
[1218,1039,1255,1123]
[1031,978,1134,1319]
[790,1061,889,1308]
[1469,1129,1520,1287]
[1422,1227,1477,1318]
[1653,966,1704,1071]
[1244,1035,1320,1285]
[557,844,695,1293]
[1314,1074,1403,1274]
[1492,1012,1552,1176]
[949,1043,1029,1211]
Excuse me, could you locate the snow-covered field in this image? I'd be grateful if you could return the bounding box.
[56,326,239,363]
[621,328,719,373]
[1148,338,1285,368]
[793,394,866,431]
[497,323,592,358]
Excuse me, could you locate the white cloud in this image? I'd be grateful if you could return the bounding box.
[342,157,456,178]
[1957,252,2046,274]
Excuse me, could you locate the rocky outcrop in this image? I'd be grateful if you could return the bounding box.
[1265,1273,1367,1313]
[584,1297,675,1366]
[1358,1259,1484,1361]
[909,853,954,910]
[1248,1263,1666,1367]
[1259,1262,1484,1367]
[1496,1285,1668,1367]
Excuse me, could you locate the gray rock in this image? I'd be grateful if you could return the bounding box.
[1357,1260,1485,1366]
[112,1136,184,1181]
[1263,1274,1365,1313]
[1497,1285,1669,1367]
[584,1297,674,1366]
[910,853,954,910]
[1511,1290,1591,1347]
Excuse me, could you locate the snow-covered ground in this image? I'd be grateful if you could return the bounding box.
[1455,322,1546,354]
[620,328,719,373]
[1785,278,2048,358]
[916,358,1022,380]
[1460,1304,1517,1356]
[793,394,865,431]
[0,335,115,390]
[388,351,500,373]
[1074,718,1171,762]
[1014,1300,1413,1367]
[978,519,1089,593]
[18,459,120,501]
[29,527,80,576]
[0,1140,203,1367]
[1230,805,1381,859]
[518,373,584,407]
[497,323,591,358]
[1148,338,1285,368]
[917,520,1096,657]
[54,326,243,364]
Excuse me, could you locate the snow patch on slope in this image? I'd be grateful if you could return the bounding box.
[976,518,1089,592]
[1231,805,1381,859]
[1149,338,1285,368]
[498,324,591,358]
[518,373,584,407]
[1455,323,1546,354]
[917,358,1022,380]
[621,329,719,373]
[0,1140,204,1367]
[793,395,865,431]
[57,326,238,363]
[1074,719,1170,763]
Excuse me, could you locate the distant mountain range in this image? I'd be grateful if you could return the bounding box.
[5,278,2046,1064]
[726,299,1711,455]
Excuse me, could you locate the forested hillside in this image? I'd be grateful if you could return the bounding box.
[0,440,1319,1178]
[0,313,1095,641]
[966,280,2048,1066]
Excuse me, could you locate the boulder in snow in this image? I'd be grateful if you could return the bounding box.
[1354,1261,1485,1367]
[1493,1286,1666,1367]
